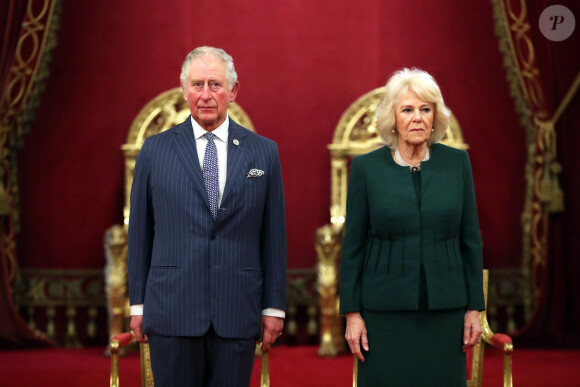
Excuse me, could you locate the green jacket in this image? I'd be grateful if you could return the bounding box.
[339,143,485,313]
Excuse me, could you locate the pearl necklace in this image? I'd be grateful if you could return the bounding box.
[394,147,430,173]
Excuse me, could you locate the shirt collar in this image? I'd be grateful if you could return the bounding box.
[191,115,229,143]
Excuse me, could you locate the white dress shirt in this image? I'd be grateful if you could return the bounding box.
[130,116,284,319]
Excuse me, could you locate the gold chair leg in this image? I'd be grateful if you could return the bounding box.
[110,340,120,387]
[503,342,513,387]
[260,349,270,387]
[140,343,154,387]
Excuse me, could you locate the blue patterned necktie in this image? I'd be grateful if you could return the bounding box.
[203,132,219,219]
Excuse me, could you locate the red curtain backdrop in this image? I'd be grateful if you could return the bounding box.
[0,0,54,348]
[514,0,580,346]
[16,0,526,275]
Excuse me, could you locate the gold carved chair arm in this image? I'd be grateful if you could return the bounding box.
[473,269,514,387]
[480,312,514,387]
[109,331,154,387]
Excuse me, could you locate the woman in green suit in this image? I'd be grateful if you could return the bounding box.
[340,68,485,386]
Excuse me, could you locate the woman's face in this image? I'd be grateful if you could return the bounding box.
[394,90,435,147]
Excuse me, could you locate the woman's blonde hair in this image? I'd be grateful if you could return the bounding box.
[376,68,450,149]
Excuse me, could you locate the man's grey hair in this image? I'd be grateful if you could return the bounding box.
[179,46,238,91]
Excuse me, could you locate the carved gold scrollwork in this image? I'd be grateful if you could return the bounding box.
[104,225,129,341]
[316,224,344,356]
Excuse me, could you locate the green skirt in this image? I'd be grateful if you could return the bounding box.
[358,268,466,387]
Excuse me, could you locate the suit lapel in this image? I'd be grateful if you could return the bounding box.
[170,117,211,211]
[222,119,249,206]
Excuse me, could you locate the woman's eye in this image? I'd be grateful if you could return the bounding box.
[402,108,412,113]
[421,107,431,113]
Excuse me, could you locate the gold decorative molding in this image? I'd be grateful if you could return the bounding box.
[12,268,106,347]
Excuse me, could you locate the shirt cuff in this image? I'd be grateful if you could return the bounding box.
[130,304,144,316]
[262,308,285,318]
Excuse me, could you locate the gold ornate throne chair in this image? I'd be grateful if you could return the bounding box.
[104,88,270,387]
[316,88,513,386]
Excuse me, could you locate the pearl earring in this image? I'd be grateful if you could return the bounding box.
[392,129,395,133]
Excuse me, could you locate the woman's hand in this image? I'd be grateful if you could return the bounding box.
[345,312,369,362]
[462,310,482,352]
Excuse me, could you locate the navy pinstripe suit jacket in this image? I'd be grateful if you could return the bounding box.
[128,117,287,339]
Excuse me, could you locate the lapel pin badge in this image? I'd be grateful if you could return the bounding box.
[233,139,240,146]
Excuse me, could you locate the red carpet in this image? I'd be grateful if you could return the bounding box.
[1,345,579,386]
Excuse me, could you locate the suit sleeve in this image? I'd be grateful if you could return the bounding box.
[260,142,287,311]
[339,157,369,314]
[128,139,155,306]
[460,151,486,311]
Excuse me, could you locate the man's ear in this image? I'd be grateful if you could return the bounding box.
[229,82,240,102]
[181,83,188,101]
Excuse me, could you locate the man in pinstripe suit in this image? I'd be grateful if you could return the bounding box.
[128,46,287,387]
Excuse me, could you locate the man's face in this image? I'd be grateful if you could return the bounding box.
[182,56,239,131]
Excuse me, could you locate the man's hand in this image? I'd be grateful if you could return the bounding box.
[345,312,368,362]
[462,310,482,352]
[130,315,148,343]
[260,315,284,352]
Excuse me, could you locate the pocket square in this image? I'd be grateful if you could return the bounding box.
[246,169,264,178]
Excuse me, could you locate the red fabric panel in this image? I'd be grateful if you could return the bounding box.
[491,333,513,347]
[111,332,135,349]
[465,349,473,379]
[17,0,526,272]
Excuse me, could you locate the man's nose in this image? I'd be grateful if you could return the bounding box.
[201,84,212,99]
